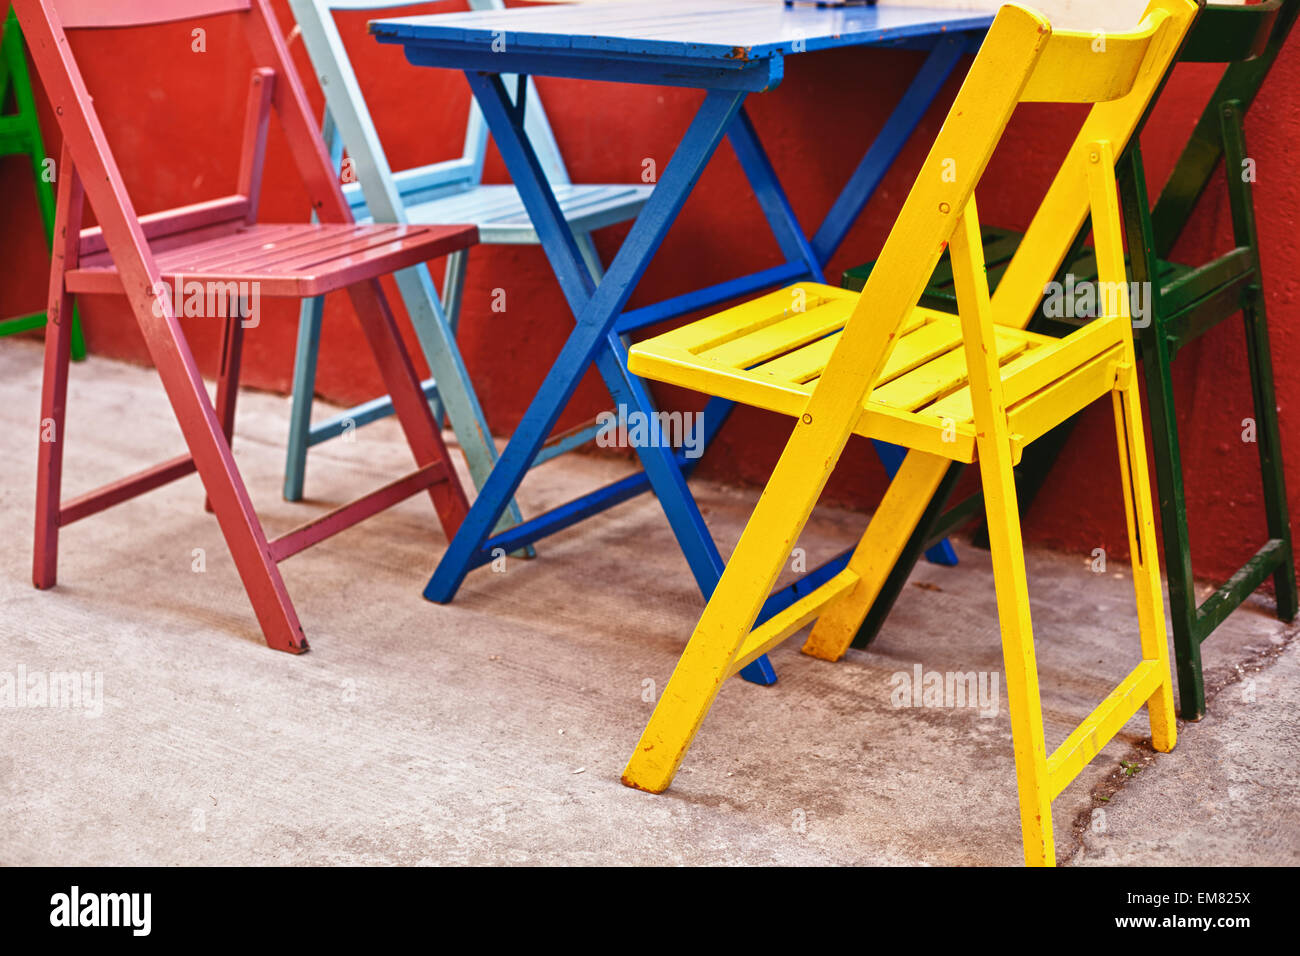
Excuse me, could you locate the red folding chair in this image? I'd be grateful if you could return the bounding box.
[19,0,473,653]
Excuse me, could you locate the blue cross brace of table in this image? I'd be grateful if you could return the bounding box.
[373,1,992,684]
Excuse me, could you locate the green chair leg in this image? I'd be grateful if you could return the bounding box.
[1219,99,1298,628]
[1243,285,1299,625]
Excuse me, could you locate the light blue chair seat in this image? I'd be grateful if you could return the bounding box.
[377,183,653,243]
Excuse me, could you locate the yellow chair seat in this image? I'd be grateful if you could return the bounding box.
[629,282,1132,463]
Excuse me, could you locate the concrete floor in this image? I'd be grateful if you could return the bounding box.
[0,337,1295,866]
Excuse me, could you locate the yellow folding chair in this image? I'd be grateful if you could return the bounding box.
[620,0,1201,866]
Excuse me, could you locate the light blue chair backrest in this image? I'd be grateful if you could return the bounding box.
[288,0,574,228]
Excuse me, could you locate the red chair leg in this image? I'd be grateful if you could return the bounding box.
[33,286,73,590]
[153,325,308,653]
[205,307,245,513]
[33,143,81,591]
[109,279,307,651]
[345,278,469,536]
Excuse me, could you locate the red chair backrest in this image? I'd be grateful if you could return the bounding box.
[53,0,251,29]
[12,0,356,345]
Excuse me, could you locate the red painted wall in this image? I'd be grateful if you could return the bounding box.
[3,2,1297,590]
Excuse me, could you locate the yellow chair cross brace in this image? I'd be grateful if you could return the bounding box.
[621,0,1201,866]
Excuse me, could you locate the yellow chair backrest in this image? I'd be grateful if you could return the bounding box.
[836,0,1199,410]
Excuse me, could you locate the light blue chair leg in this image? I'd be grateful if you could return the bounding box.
[442,248,468,334]
[285,293,439,499]
[285,107,338,503]
[284,293,325,502]
[284,260,530,550]
[396,263,528,538]
[574,231,604,286]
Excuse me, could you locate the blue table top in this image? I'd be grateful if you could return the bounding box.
[371,1,994,65]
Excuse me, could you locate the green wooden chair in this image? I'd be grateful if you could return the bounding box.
[0,5,84,358]
[842,0,1298,721]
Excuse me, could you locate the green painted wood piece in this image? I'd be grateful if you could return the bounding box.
[1,7,84,360]
[843,0,1299,720]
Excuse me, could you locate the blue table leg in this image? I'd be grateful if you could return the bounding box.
[727,107,826,284]
[424,76,778,684]
[425,77,738,591]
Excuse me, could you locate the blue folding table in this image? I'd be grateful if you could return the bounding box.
[373,1,993,684]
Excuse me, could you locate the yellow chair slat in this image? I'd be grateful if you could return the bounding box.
[634,289,1069,448]
[1005,343,1127,449]
[645,284,851,355]
[868,317,966,385]
[753,306,940,385]
[926,315,1127,422]
[629,343,983,462]
[698,290,856,369]
[870,324,1032,412]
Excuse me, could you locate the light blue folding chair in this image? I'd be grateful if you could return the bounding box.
[283,0,653,507]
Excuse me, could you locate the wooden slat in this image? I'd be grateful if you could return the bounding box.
[172,224,405,273]
[648,282,855,355]
[77,195,250,258]
[412,183,649,225]
[926,347,1032,424]
[1005,345,1124,448]
[628,343,980,462]
[631,297,1121,461]
[870,327,1031,412]
[1046,659,1165,799]
[751,309,936,385]
[726,570,859,679]
[925,318,1116,422]
[701,296,869,370]
[871,318,965,385]
[153,225,346,273]
[57,0,250,30]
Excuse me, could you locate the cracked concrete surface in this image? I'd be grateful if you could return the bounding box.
[0,338,1294,866]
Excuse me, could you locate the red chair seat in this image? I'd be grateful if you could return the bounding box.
[68,222,478,297]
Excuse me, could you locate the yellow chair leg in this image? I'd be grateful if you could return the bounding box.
[1112,359,1178,752]
[622,424,851,793]
[978,455,1057,866]
[1086,138,1177,753]
[621,597,757,794]
[950,199,1055,866]
[803,449,951,661]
